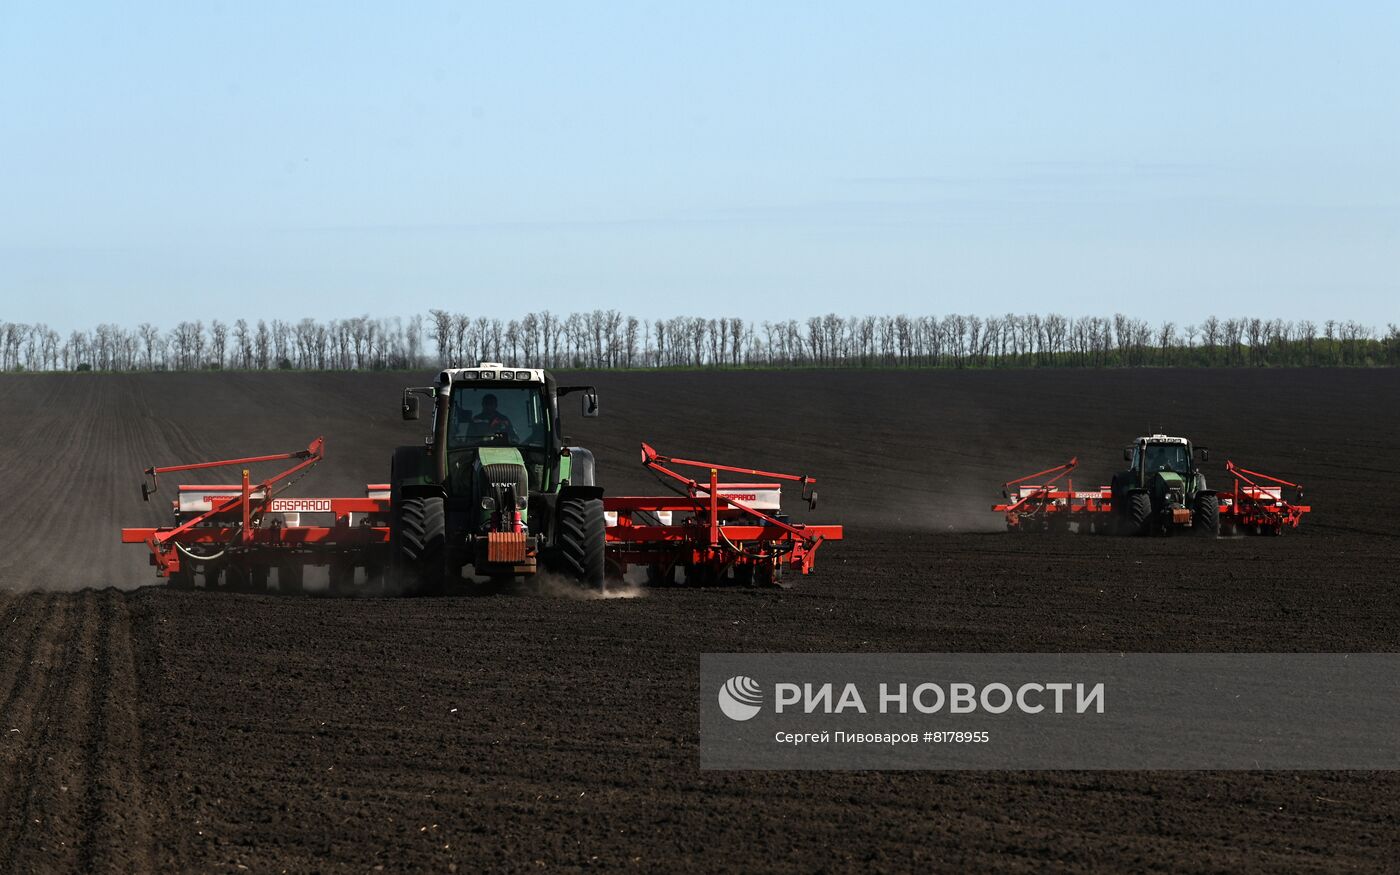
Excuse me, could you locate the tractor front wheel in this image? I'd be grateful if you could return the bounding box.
[390,496,446,596]
[1126,492,1153,536]
[1193,494,1220,537]
[550,497,606,590]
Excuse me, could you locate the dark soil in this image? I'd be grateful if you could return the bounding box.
[1,368,1398,872]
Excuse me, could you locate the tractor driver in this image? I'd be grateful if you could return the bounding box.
[474,393,517,442]
[1144,444,1188,473]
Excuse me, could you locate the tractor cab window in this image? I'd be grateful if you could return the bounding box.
[447,386,550,450]
[1141,443,1190,474]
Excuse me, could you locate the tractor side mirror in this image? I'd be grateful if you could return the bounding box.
[582,391,599,418]
[1196,447,1210,461]
[402,395,420,421]
[1123,448,1132,462]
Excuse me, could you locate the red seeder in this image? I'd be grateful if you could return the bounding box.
[120,437,391,588]
[603,443,843,585]
[993,458,1114,533]
[1218,461,1310,534]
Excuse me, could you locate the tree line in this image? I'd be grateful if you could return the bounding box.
[0,311,1396,373]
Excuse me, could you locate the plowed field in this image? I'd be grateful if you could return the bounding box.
[1,368,1397,872]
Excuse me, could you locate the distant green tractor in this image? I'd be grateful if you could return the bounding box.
[390,363,605,593]
[1110,434,1218,536]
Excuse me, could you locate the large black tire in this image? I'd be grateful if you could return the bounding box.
[390,496,446,596]
[1126,492,1153,536]
[1193,493,1220,537]
[551,497,606,589]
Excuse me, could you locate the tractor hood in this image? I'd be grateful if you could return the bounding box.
[474,446,530,529]
[1155,471,1186,488]
[1152,471,1188,503]
[477,446,525,469]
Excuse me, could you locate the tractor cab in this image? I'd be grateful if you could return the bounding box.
[1127,435,1199,482]
[439,367,555,498]
[400,363,599,498]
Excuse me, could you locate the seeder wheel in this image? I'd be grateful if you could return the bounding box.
[645,563,675,586]
[168,567,195,590]
[278,564,305,595]
[364,564,385,592]
[328,562,355,596]
[223,565,251,592]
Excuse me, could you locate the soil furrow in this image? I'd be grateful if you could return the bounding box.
[0,595,73,872]
[79,589,155,873]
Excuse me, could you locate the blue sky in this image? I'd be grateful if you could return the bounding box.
[2,2,1396,331]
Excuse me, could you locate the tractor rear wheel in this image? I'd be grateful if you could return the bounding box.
[390,496,446,596]
[551,497,606,590]
[1126,492,1152,536]
[1193,494,1220,537]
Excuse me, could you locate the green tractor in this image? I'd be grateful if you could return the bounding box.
[389,363,605,593]
[1110,434,1219,537]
